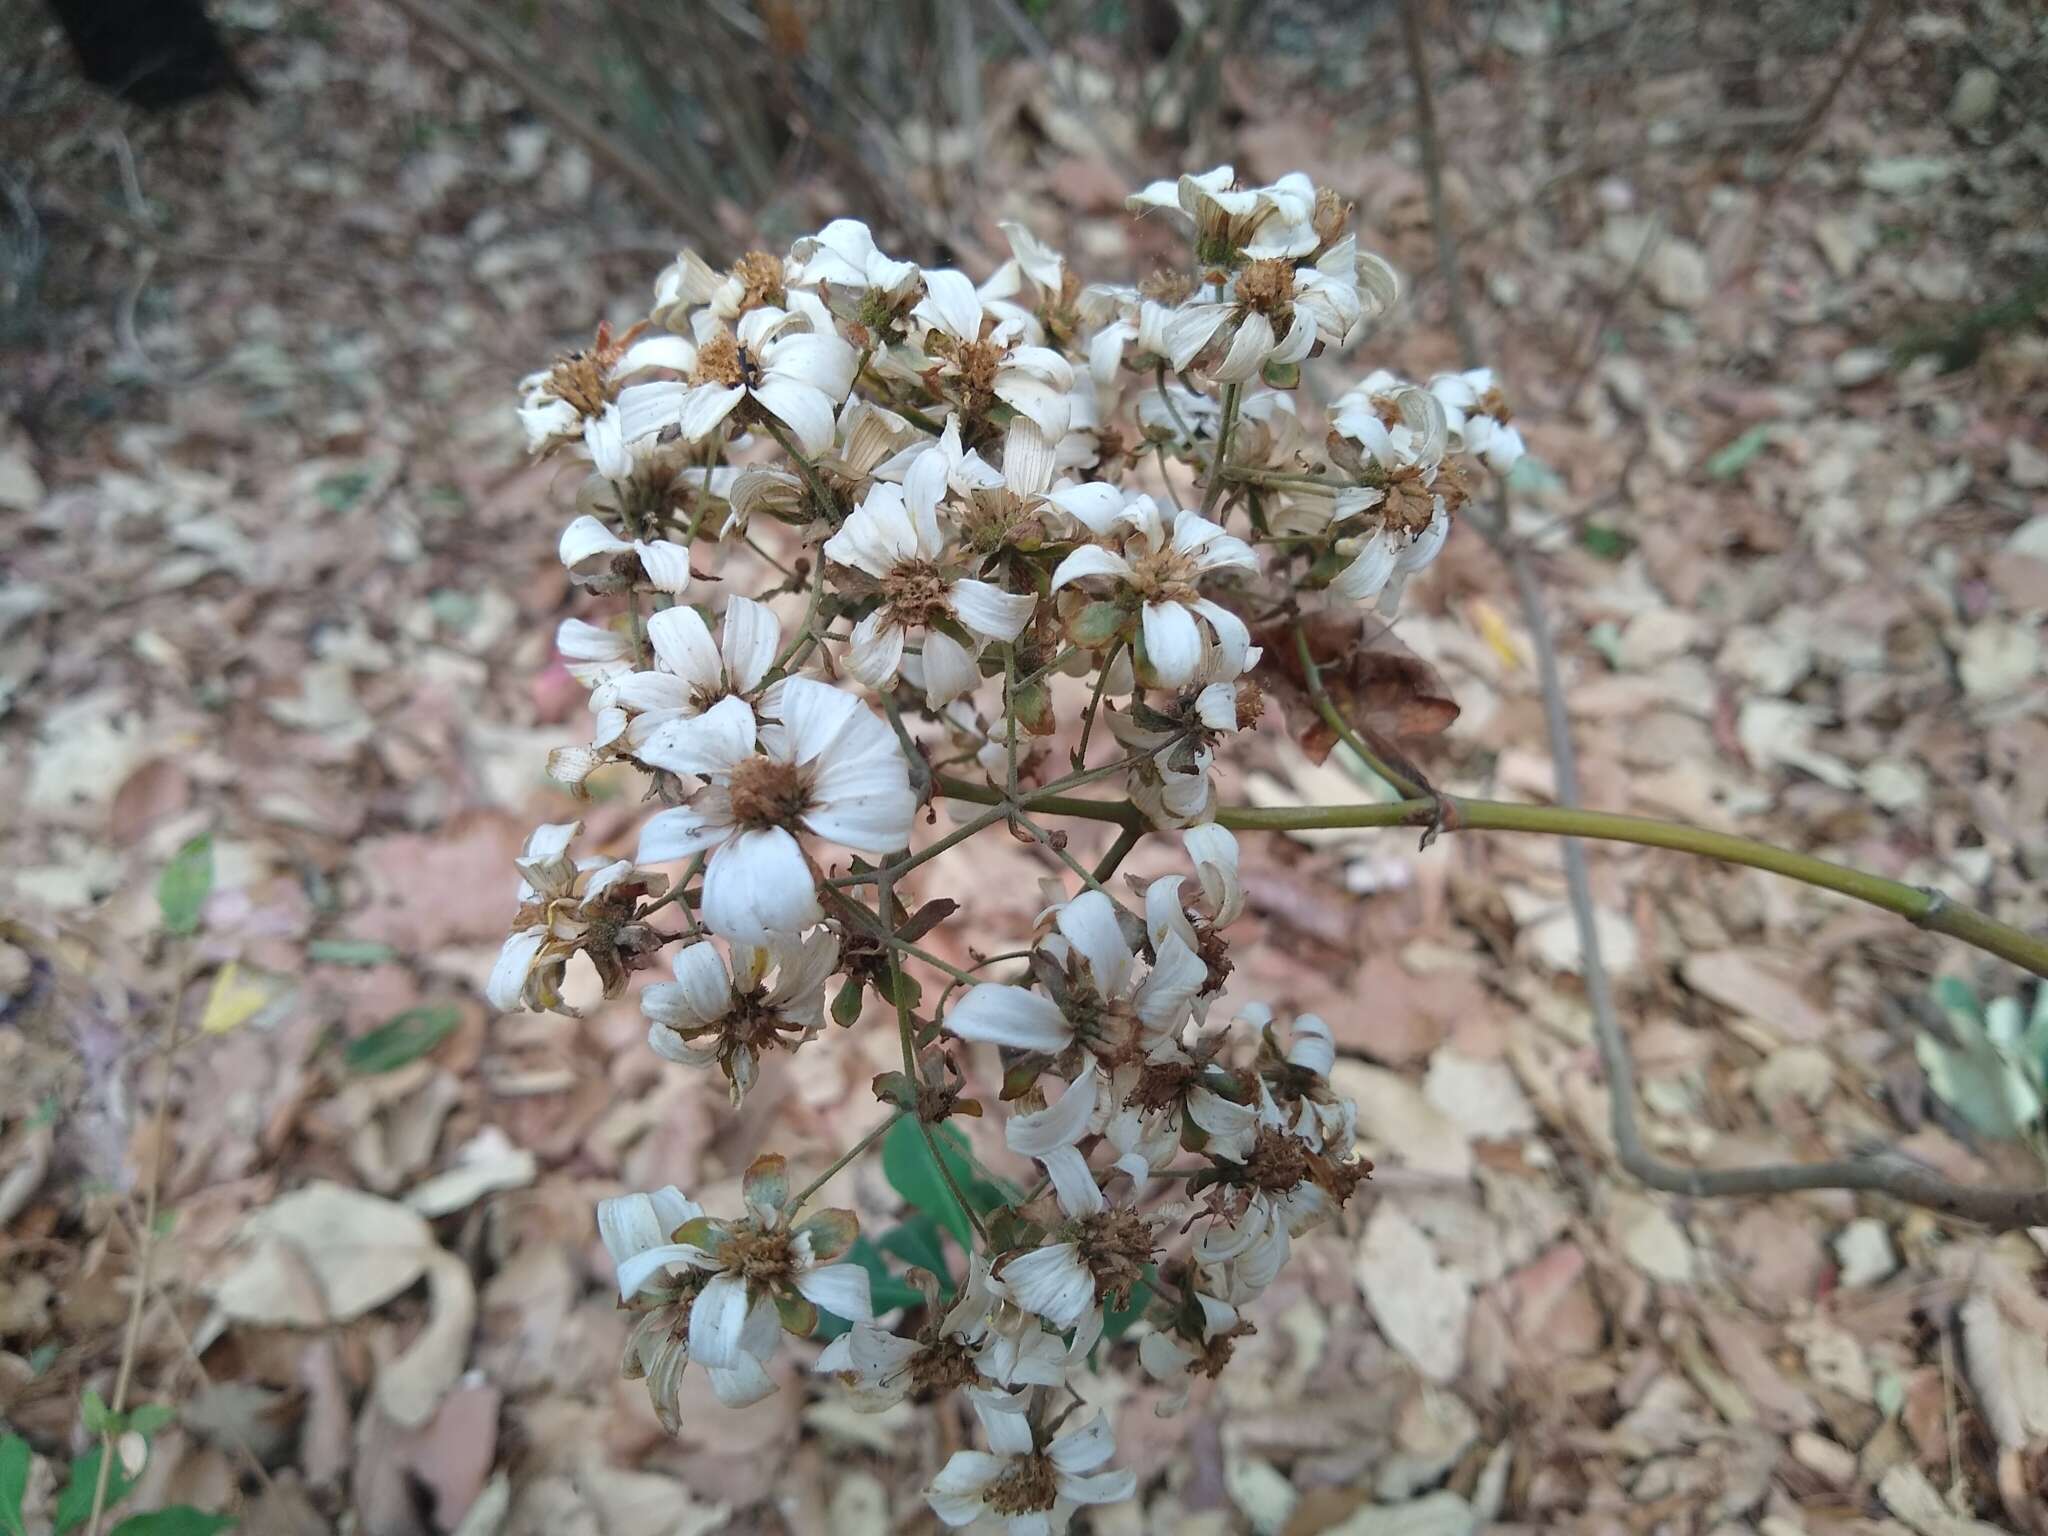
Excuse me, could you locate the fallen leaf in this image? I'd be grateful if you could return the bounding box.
[375,1249,478,1427]
[1252,612,1460,771]
[1356,1201,1471,1384]
[212,1182,436,1326]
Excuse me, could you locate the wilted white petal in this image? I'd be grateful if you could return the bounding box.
[999,1242,1095,1328]
[795,1262,873,1322]
[1055,890,1133,998]
[702,826,821,943]
[951,579,1036,643]
[1141,600,1203,687]
[1005,1064,1099,1157]
[946,985,1072,1052]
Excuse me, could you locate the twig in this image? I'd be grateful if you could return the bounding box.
[1395,3,2048,1230]
[984,0,1143,187]
[1767,0,1893,186]
[377,0,718,245]
[87,952,196,1536]
[1397,0,1477,367]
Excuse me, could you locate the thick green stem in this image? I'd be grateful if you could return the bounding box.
[933,775,2048,978]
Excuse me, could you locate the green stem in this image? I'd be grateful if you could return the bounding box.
[1291,623,1425,800]
[790,1110,905,1212]
[758,415,841,521]
[932,776,2048,978]
[1198,382,1242,517]
[881,869,989,1243]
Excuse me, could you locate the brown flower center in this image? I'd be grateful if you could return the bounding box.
[1127,544,1202,606]
[953,336,1005,413]
[727,755,811,829]
[692,332,749,388]
[1236,258,1296,318]
[907,1337,986,1398]
[1245,1126,1311,1194]
[543,320,647,420]
[1139,268,1196,306]
[1233,679,1265,732]
[1074,1207,1157,1309]
[879,559,956,628]
[723,1225,796,1284]
[732,250,786,312]
[985,1453,1060,1516]
[1477,385,1512,422]
[1381,468,1439,535]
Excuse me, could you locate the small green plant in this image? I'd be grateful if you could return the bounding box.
[1918,977,2048,1168]
[0,1399,235,1535]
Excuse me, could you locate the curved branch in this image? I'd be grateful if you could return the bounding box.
[1390,0,2048,1229]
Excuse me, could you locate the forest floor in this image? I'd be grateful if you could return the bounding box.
[2,2,2047,1533]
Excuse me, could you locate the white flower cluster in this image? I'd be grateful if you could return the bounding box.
[498,166,1519,1529]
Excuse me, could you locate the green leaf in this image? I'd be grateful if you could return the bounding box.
[341,1006,462,1075]
[0,1436,30,1536]
[1067,601,1124,648]
[155,834,215,936]
[1580,523,1635,560]
[125,1404,174,1440]
[306,939,400,966]
[1930,976,1983,1030]
[877,1214,953,1290]
[1916,1026,2041,1140]
[54,1446,138,1534]
[111,1511,237,1536]
[81,1387,114,1434]
[1704,424,1773,480]
[879,1119,1013,1252]
[831,978,865,1028]
[1101,1272,1155,1343]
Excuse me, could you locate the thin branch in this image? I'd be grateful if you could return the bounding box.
[935,775,2048,979]
[1395,5,2048,1229]
[378,0,718,245]
[88,949,197,1535]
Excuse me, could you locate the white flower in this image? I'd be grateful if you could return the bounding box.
[684,1158,873,1374]
[555,616,637,689]
[726,397,920,538]
[602,595,780,744]
[947,889,1208,1069]
[557,514,693,596]
[1127,166,1318,262]
[908,272,1077,440]
[1326,390,1453,610]
[650,246,791,328]
[518,325,698,460]
[488,822,661,1013]
[1429,367,1524,473]
[597,1183,780,1415]
[635,677,915,944]
[610,1157,872,1414]
[925,1392,1137,1532]
[550,595,780,793]
[1137,1265,1252,1415]
[821,442,1036,706]
[1003,1061,1103,1215]
[1048,491,1255,687]
[643,930,840,1102]
[786,219,923,317]
[616,304,859,458]
[814,1255,1078,1409]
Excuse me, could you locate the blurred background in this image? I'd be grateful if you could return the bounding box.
[2,1,2046,1532]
